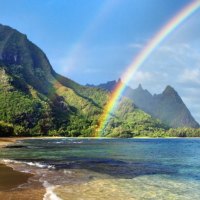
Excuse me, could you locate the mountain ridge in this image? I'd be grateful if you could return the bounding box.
[90,80,199,128]
[0,24,168,137]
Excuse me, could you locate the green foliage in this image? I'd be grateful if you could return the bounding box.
[0,121,14,136]
[165,128,200,137]
[65,116,96,137]
[0,24,199,138]
[101,98,167,137]
[1,67,199,138]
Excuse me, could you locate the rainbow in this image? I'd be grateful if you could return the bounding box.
[97,0,200,136]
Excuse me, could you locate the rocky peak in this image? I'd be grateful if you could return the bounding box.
[162,85,178,96]
[137,83,143,90]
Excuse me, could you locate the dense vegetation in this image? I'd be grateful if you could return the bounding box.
[0,68,167,137]
[133,128,200,138]
[0,24,199,138]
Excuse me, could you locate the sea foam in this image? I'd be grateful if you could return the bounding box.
[2,159,55,169]
[43,181,61,200]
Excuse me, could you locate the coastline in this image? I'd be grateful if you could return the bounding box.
[0,137,46,200]
[0,136,199,200]
[0,137,22,148]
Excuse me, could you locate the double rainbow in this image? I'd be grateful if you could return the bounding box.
[97,0,200,136]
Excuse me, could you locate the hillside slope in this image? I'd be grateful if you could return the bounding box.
[92,80,199,128]
[0,24,167,137]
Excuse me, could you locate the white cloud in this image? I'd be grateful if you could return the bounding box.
[133,70,153,82]
[127,70,169,93]
[128,43,143,49]
[147,42,200,70]
[179,68,200,84]
[131,70,169,83]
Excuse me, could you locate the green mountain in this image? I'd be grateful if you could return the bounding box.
[92,80,199,128]
[0,24,167,137]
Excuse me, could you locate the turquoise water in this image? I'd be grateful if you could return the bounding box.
[1,138,200,199]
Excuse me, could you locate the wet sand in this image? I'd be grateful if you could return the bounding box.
[0,137,20,147]
[0,163,32,191]
[0,138,46,200]
[0,164,45,200]
[0,136,65,148]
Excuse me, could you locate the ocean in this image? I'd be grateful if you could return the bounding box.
[1,138,200,200]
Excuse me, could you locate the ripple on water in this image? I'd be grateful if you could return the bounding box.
[55,174,200,200]
[1,159,200,200]
[1,138,200,200]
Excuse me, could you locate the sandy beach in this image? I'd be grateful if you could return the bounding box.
[0,137,20,147]
[0,137,46,200]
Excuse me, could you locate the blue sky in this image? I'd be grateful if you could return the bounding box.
[1,0,200,122]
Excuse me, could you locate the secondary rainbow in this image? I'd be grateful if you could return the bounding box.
[96,0,200,136]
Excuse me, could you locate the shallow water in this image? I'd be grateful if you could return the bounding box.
[1,138,200,199]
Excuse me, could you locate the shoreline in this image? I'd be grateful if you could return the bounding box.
[1,136,200,199]
[0,137,21,148]
[0,163,33,190]
[1,136,200,142]
[0,137,46,200]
